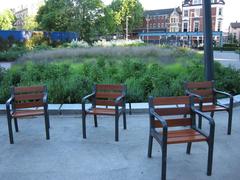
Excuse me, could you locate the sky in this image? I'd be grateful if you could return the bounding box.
[0,0,239,31]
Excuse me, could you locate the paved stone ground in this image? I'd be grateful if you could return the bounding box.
[214,51,240,69]
[0,62,11,69]
[0,107,239,180]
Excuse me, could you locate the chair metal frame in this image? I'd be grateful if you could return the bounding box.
[6,85,50,144]
[82,84,127,141]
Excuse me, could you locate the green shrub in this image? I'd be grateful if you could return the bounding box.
[0,48,239,104]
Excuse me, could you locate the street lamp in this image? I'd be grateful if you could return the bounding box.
[146,15,150,43]
[126,15,131,41]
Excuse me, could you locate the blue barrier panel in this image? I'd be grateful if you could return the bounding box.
[0,30,78,42]
[0,30,31,41]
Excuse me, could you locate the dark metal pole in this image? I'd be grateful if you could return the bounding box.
[203,0,214,80]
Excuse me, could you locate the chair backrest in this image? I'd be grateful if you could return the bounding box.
[149,96,193,128]
[185,81,214,103]
[94,84,126,107]
[12,85,47,110]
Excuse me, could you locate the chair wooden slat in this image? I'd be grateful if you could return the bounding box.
[86,108,116,115]
[14,86,45,93]
[15,93,44,101]
[12,110,45,118]
[14,101,44,109]
[155,107,191,116]
[96,84,124,91]
[186,81,213,89]
[153,96,189,105]
[191,89,213,96]
[96,92,122,99]
[153,118,192,128]
[95,100,115,106]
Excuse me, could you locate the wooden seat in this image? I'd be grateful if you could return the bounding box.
[82,84,127,141]
[185,81,233,134]
[148,96,215,180]
[86,108,123,116]
[6,85,50,144]
[165,129,207,144]
[12,110,45,118]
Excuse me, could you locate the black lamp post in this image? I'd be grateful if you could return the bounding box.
[203,0,214,80]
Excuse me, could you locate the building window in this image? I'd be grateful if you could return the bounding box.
[153,23,156,28]
[217,21,221,31]
[193,0,202,5]
[171,18,176,23]
[183,22,188,32]
[184,10,188,17]
[158,23,160,28]
[219,8,222,16]
[195,9,200,17]
[211,0,215,3]
[194,21,199,32]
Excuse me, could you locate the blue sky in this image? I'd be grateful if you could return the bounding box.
[0,0,239,31]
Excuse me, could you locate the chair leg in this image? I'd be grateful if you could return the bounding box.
[94,115,98,127]
[123,111,127,130]
[227,109,233,135]
[128,102,132,115]
[161,143,167,180]
[82,112,87,139]
[198,115,202,129]
[207,142,214,176]
[115,114,119,141]
[7,116,14,144]
[210,111,214,118]
[186,142,192,154]
[14,118,19,132]
[44,113,50,140]
[148,134,153,158]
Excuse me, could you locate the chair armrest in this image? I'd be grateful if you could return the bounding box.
[82,93,95,103]
[82,92,95,112]
[186,90,203,101]
[43,93,48,104]
[150,108,168,131]
[192,108,215,138]
[6,96,14,115]
[214,89,232,98]
[115,95,125,106]
[214,89,233,108]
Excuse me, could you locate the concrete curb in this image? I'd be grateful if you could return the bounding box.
[1,95,240,115]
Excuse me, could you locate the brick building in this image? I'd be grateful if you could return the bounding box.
[138,8,181,43]
[142,7,182,33]
[182,0,225,46]
[13,0,44,30]
[228,22,240,42]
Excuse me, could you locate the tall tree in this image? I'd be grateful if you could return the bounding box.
[23,16,39,30]
[36,0,74,31]
[109,0,144,34]
[71,0,105,42]
[0,9,15,30]
[36,0,105,42]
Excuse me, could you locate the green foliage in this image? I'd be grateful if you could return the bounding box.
[36,0,73,31]
[109,0,144,34]
[1,51,239,104]
[23,15,39,30]
[0,9,15,30]
[36,0,106,43]
[24,32,48,50]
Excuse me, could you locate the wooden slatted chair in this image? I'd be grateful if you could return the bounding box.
[82,84,127,141]
[185,81,233,134]
[6,85,50,144]
[148,96,215,180]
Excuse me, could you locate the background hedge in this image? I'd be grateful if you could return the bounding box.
[0,47,239,103]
